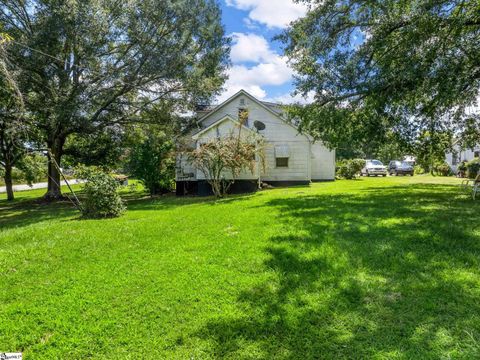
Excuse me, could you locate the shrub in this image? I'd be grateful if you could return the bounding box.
[77,167,125,218]
[336,159,365,179]
[457,161,468,175]
[466,158,480,179]
[16,153,48,184]
[433,162,452,176]
[127,132,175,196]
[414,165,425,175]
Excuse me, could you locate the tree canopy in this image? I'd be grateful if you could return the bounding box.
[0,0,229,199]
[0,31,30,200]
[280,0,480,149]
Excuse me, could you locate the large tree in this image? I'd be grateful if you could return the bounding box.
[0,31,28,200]
[1,0,229,200]
[280,0,480,149]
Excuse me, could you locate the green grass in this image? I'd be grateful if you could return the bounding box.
[1,176,480,359]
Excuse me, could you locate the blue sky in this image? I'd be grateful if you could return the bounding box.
[217,0,313,104]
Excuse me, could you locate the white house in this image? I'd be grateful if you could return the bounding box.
[176,90,335,195]
[445,141,480,173]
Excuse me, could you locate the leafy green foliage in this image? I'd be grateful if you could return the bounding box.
[466,158,480,179]
[414,165,426,175]
[414,130,452,173]
[77,167,125,218]
[280,0,480,150]
[0,34,29,200]
[127,130,175,196]
[432,162,452,177]
[15,153,48,184]
[63,130,129,169]
[458,161,468,176]
[1,154,47,186]
[336,159,365,179]
[1,0,229,199]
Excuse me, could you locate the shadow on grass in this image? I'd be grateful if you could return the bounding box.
[125,191,258,212]
[196,183,480,359]
[0,188,256,231]
[0,200,77,231]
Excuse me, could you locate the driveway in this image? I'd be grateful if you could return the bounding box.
[0,179,82,193]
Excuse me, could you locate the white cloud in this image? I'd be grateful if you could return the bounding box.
[243,17,259,30]
[218,83,267,102]
[226,0,307,29]
[267,91,316,105]
[230,33,275,63]
[217,33,294,102]
[231,60,292,86]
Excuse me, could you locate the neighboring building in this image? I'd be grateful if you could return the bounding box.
[446,141,480,173]
[403,155,416,165]
[176,90,336,196]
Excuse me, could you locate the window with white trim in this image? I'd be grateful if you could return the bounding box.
[275,145,290,168]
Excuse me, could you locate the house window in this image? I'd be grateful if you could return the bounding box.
[275,145,290,168]
[238,108,249,126]
[276,157,289,168]
[475,151,480,158]
[239,98,245,106]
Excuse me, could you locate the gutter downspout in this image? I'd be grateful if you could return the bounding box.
[307,139,312,183]
[256,138,261,189]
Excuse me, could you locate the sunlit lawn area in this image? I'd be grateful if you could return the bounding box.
[1,175,480,359]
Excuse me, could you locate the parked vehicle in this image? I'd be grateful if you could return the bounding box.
[361,159,387,177]
[388,160,414,176]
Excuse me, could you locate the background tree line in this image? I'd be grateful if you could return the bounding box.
[280,0,479,170]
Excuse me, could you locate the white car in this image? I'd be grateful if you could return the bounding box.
[361,159,387,177]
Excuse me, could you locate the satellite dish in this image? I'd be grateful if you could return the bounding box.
[254,120,266,131]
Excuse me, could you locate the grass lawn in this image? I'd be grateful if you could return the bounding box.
[1,176,480,359]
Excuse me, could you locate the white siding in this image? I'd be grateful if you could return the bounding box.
[261,141,310,181]
[446,144,480,172]
[311,142,336,180]
[200,95,254,128]
[177,91,336,183]
[245,99,312,181]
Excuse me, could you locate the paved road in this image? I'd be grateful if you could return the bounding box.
[0,179,82,193]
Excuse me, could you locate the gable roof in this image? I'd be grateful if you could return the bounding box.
[192,114,259,140]
[197,89,311,141]
[197,90,285,124]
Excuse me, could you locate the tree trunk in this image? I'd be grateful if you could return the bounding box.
[4,164,14,201]
[44,137,65,201]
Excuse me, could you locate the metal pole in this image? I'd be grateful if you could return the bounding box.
[48,150,83,211]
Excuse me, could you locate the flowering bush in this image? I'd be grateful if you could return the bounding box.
[336,159,365,179]
[188,134,264,198]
